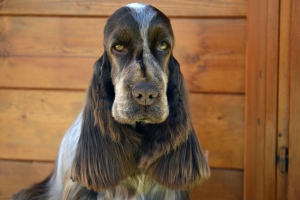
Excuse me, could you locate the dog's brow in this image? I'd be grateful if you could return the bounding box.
[126,4,156,49]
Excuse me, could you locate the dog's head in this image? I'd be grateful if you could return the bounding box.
[71,3,210,192]
[104,3,174,124]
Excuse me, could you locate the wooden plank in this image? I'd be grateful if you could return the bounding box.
[0,160,54,199]
[287,0,300,199]
[190,93,244,169]
[172,19,246,93]
[190,169,243,200]
[0,0,246,17]
[244,0,268,199]
[0,90,244,169]
[264,0,279,199]
[0,160,242,199]
[0,90,86,161]
[0,17,246,93]
[0,17,104,58]
[277,0,290,199]
[0,57,94,90]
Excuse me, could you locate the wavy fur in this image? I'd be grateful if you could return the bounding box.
[14,3,210,200]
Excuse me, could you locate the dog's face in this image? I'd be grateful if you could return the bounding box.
[103,3,174,124]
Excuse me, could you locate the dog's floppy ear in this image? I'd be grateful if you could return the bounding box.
[147,128,210,189]
[140,55,210,188]
[71,52,141,192]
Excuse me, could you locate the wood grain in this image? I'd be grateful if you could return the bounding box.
[0,90,86,161]
[0,0,246,17]
[0,90,244,169]
[277,0,290,199]
[287,0,300,199]
[190,93,244,169]
[244,0,268,199]
[172,19,246,93]
[0,17,246,93]
[0,160,54,199]
[190,169,243,200]
[0,160,242,199]
[0,57,94,90]
[264,0,279,198]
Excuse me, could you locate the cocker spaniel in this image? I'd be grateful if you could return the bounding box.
[14,3,210,200]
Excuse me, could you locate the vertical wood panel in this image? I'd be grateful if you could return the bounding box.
[244,0,280,199]
[264,0,279,198]
[244,0,268,198]
[277,0,290,198]
[287,0,300,199]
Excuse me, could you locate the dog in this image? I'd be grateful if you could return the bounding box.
[13,3,210,200]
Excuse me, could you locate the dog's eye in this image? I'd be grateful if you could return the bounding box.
[158,42,169,51]
[114,44,125,52]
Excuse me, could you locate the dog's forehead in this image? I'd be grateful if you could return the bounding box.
[126,3,157,26]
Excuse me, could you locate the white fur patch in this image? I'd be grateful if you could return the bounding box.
[126,3,147,9]
[126,3,157,54]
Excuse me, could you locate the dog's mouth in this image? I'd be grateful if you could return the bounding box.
[136,116,153,123]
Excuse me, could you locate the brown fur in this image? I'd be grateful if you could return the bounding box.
[13,4,210,199]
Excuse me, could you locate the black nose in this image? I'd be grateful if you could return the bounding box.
[132,82,159,105]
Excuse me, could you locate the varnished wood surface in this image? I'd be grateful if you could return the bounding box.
[0,160,54,199]
[244,0,268,198]
[287,0,300,199]
[0,17,245,93]
[264,0,279,199]
[190,93,244,169]
[0,0,246,17]
[190,169,243,200]
[277,0,290,198]
[244,0,280,199]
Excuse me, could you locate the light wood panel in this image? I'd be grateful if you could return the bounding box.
[287,0,300,199]
[264,0,279,198]
[0,90,86,161]
[0,57,94,90]
[0,90,244,169]
[244,0,268,198]
[190,93,244,169]
[0,160,243,200]
[190,169,243,200]
[0,160,54,199]
[277,0,290,198]
[172,19,246,93]
[0,0,246,17]
[244,0,279,198]
[0,17,245,58]
[0,17,245,93]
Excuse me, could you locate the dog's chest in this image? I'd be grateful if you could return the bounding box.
[99,174,175,200]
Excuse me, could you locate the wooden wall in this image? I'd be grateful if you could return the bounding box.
[0,0,246,199]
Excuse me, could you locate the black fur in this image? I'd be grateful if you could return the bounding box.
[13,4,210,200]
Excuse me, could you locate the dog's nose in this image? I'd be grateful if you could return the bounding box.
[132,82,159,105]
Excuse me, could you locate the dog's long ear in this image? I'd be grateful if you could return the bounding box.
[140,56,210,188]
[71,52,141,192]
[147,128,210,189]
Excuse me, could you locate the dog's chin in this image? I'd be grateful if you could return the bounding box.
[112,106,169,125]
[114,113,169,125]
